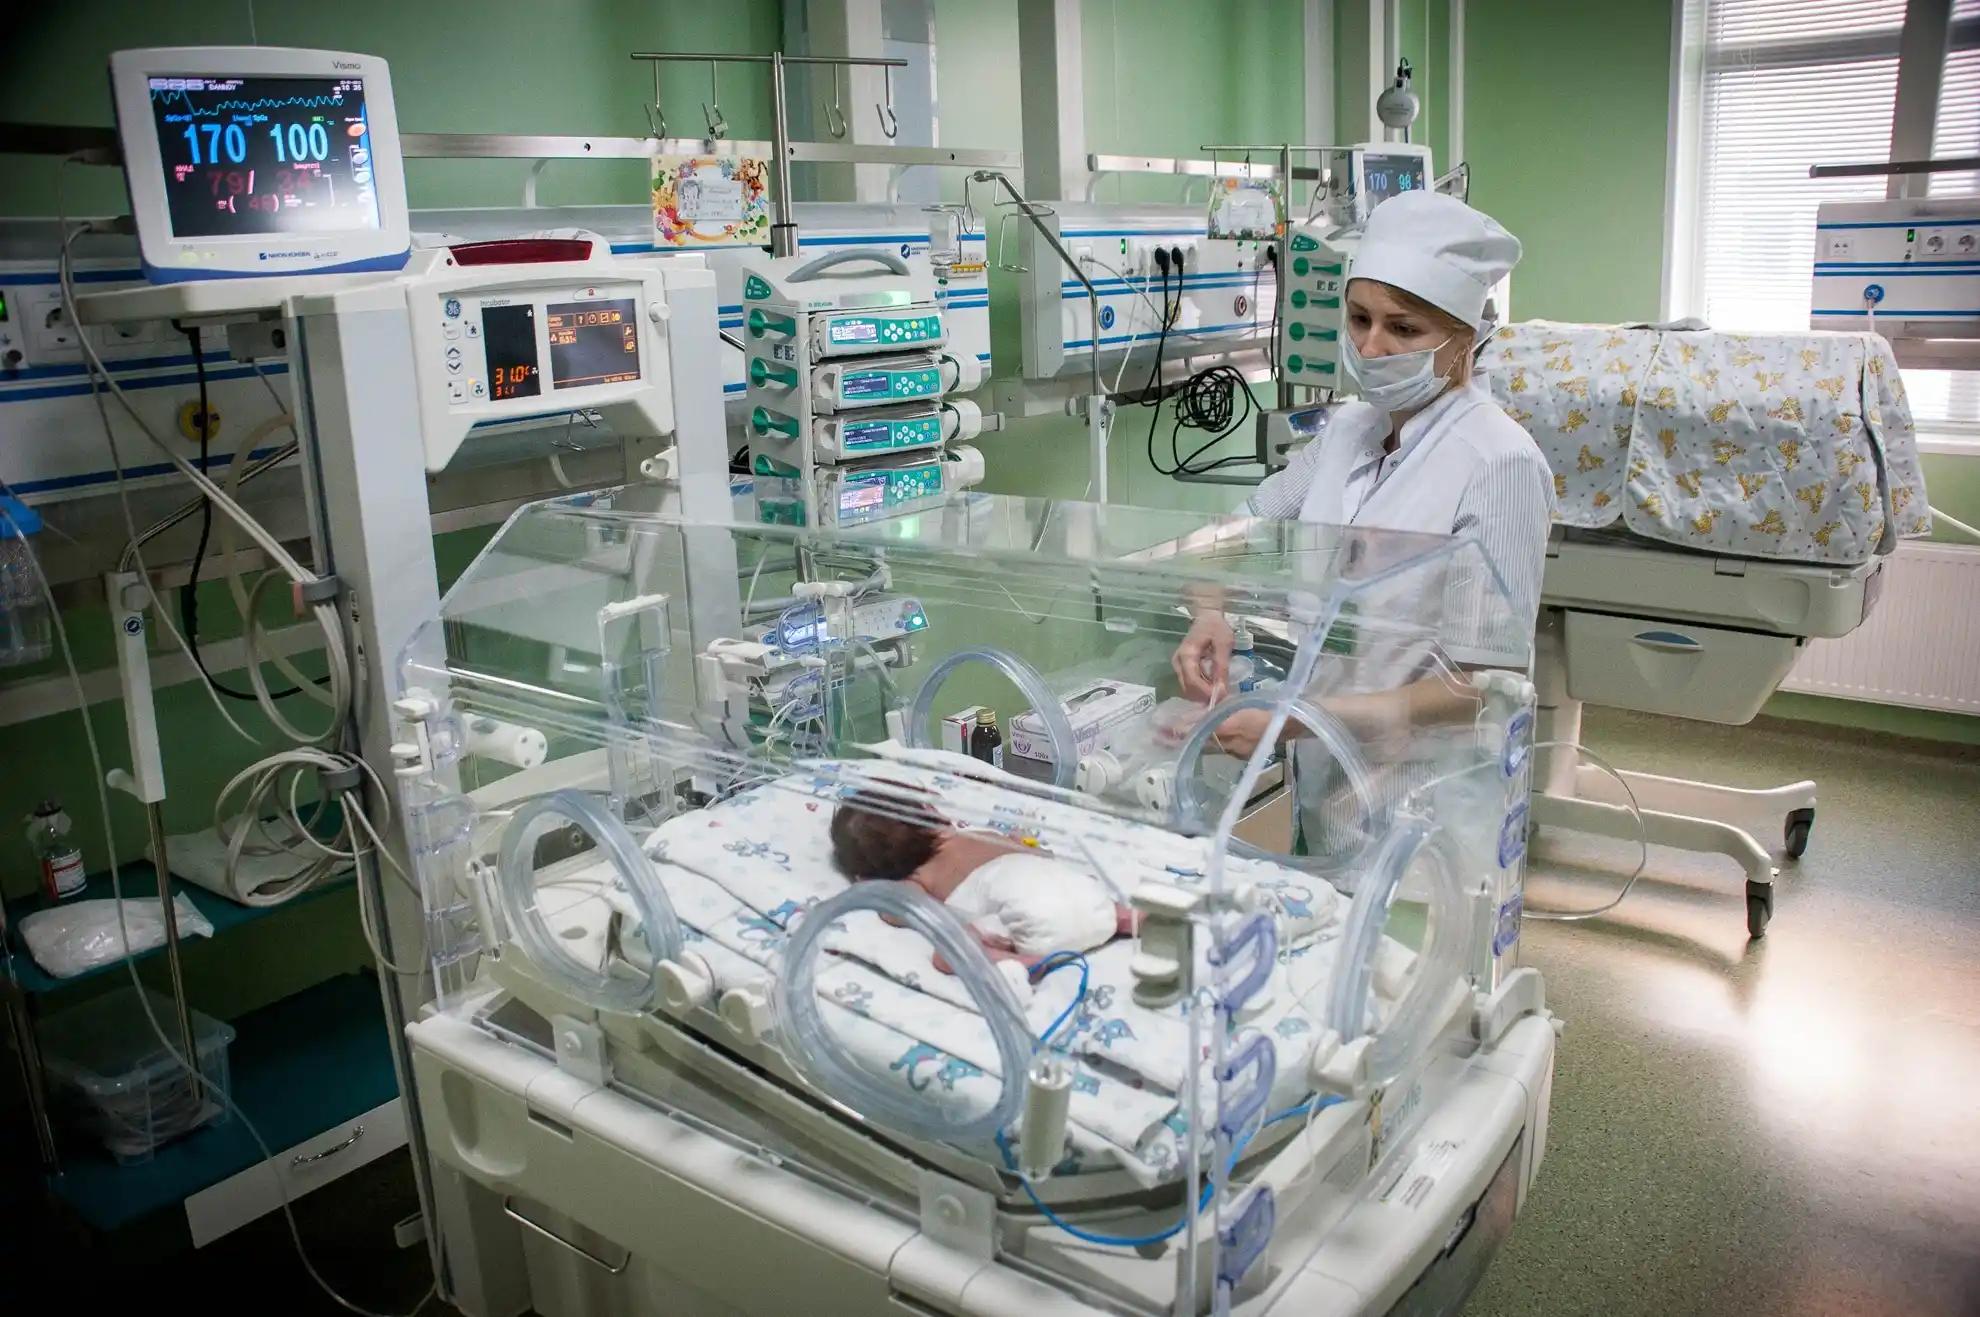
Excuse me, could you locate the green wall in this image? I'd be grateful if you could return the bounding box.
[1463,0,1673,325]
[0,0,783,218]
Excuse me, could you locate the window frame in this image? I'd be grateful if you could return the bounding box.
[1664,2,1980,453]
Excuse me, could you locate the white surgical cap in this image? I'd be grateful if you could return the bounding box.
[1350,190,1521,332]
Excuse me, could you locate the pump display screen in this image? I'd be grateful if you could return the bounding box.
[547,299,640,390]
[148,75,382,238]
[1361,154,1426,210]
[482,304,541,401]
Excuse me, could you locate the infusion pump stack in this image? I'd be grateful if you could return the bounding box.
[742,250,986,527]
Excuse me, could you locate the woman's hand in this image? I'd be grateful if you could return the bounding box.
[1173,612,1236,703]
[1208,708,1276,759]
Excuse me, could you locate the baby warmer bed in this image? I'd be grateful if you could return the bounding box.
[1482,322,1930,936]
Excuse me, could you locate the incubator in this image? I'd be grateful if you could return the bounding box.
[393,490,1556,1317]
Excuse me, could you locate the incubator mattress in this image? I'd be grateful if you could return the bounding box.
[551,760,1402,1187]
[1480,322,1931,566]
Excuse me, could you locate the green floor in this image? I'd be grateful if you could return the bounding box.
[1467,707,1980,1317]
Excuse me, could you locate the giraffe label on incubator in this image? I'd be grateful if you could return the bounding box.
[1498,802,1529,869]
[1494,894,1524,956]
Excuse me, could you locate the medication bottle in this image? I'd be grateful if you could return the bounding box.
[969,708,1003,769]
[1230,624,1286,694]
[0,495,52,668]
[27,801,86,900]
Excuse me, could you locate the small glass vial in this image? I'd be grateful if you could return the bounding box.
[968,708,1003,769]
[27,801,86,901]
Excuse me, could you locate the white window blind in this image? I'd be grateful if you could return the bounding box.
[1677,0,1980,435]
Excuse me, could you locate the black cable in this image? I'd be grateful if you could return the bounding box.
[1157,364,1260,476]
[1141,253,1176,478]
[174,323,312,702]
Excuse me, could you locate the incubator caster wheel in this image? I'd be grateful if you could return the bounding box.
[1745,879,1774,940]
[1783,807,1814,860]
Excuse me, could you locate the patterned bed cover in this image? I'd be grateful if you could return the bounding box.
[1480,321,1932,566]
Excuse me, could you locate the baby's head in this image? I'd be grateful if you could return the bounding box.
[830,787,947,881]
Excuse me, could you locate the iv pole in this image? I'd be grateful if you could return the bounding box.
[631,51,909,258]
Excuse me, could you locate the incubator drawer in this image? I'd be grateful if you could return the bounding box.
[1562,610,1801,724]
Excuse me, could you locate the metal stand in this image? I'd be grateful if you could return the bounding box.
[629,50,912,258]
[968,169,1111,500]
[106,570,202,1069]
[0,898,57,1169]
[1529,609,1810,939]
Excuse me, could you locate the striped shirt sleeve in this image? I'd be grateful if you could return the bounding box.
[1241,437,1328,518]
[1442,447,1555,668]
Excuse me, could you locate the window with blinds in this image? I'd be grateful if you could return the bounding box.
[1675,0,1980,437]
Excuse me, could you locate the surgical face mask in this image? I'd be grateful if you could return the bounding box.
[1343,333,1457,413]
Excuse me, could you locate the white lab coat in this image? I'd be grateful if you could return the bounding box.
[1247,381,1553,855]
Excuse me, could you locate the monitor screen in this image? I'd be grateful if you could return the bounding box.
[148,74,382,238]
[1361,153,1426,211]
[546,299,641,390]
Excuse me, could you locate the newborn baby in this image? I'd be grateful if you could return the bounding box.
[829,790,1136,972]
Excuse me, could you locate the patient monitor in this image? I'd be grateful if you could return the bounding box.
[109,46,412,282]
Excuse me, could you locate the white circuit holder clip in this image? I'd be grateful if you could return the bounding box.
[1470,965,1548,1046]
[550,1013,610,1086]
[390,688,445,778]
[719,985,777,1042]
[1130,881,1202,1009]
[1306,1029,1375,1101]
[638,447,680,484]
[917,1169,997,1262]
[654,951,717,1017]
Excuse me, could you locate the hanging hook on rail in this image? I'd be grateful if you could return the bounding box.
[877,63,899,140]
[703,60,728,140]
[824,64,849,139]
[644,63,666,139]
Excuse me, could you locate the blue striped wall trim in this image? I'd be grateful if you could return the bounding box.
[1813,263,1980,274]
[1065,319,1262,349]
[2,361,286,404]
[6,444,294,496]
[1811,307,1978,316]
[1816,219,1980,230]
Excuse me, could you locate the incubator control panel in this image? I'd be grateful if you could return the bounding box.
[402,248,677,470]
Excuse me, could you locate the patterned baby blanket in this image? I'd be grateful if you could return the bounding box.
[1479,322,1931,565]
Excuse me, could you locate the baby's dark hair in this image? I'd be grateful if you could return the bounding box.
[830,787,945,881]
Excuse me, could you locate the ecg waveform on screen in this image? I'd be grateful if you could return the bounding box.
[152,94,354,119]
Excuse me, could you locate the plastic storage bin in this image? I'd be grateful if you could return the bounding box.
[38,986,234,1164]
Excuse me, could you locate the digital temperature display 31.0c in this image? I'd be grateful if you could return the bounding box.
[148,74,382,239]
[546,300,641,390]
[481,305,541,402]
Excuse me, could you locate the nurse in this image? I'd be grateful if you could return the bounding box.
[1174,189,1554,755]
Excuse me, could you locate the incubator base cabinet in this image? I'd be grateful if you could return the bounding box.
[392,490,1559,1317]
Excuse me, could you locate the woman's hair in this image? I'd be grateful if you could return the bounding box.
[829,787,946,881]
